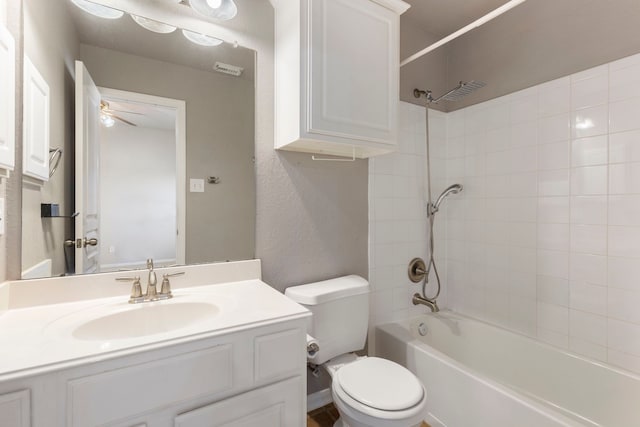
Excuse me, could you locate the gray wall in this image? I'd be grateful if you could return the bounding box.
[399,17,448,111]
[80,44,255,264]
[21,0,78,276]
[404,0,640,112]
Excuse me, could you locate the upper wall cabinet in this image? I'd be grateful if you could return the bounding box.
[23,56,50,182]
[0,22,15,172]
[273,0,410,159]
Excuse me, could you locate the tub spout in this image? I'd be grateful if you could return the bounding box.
[413,293,439,312]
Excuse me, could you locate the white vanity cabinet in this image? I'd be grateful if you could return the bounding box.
[0,319,307,427]
[273,0,410,159]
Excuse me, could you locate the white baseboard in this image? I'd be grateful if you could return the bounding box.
[307,388,332,412]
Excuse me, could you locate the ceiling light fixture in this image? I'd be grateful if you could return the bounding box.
[182,29,223,47]
[100,114,115,128]
[189,0,237,21]
[131,15,177,34]
[70,0,124,19]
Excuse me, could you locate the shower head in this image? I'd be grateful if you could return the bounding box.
[414,81,486,104]
[430,184,463,215]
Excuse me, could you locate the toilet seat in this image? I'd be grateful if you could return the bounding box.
[335,357,424,411]
[331,357,427,425]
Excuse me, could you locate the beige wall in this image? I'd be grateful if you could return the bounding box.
[80,44,256,264]
[21,0,78,276]
[426,0,640,111]
[399,17,448,112]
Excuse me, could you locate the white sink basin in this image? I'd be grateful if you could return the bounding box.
[71,302,219,341]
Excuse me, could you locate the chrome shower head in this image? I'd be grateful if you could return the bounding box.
[414,81,486,104]
[430,184,463,216]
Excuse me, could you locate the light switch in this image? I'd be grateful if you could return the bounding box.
[190,178,205,193]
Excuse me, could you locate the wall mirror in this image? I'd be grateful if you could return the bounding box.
[21,0,256,278]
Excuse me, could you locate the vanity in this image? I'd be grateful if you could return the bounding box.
[0,260,310,426]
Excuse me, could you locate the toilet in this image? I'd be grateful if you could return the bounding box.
[285,275,428,427]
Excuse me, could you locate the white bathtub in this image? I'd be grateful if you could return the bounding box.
[375,311,640,427]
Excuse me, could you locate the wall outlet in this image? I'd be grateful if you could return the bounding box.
[190,179,205,193]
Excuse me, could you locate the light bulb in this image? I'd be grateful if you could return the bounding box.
[131,15,177,34]
[100,114,115,128]
[182,30,223,47]
[189,0,237,21]
[70,0,124,19]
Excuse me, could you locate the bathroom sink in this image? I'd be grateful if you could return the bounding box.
[71,301,219,341]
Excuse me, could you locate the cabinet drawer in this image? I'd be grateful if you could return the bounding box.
[174,376,303,427]
[68,344,232,426]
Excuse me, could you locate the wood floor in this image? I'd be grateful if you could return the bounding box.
[306,403,431,427]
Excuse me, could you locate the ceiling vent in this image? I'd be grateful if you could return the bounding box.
[214,62,243,77]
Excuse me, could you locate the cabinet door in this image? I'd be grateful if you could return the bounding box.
[174,377,304,427]
[0,23,15,171]
[307,0,398,145]
[0,390,30,427]
[23,55,50,181]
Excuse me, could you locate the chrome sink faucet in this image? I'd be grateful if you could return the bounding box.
[146,258,158,300]
[116,259,184,304]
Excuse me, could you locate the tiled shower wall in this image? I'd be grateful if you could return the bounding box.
[444,52,640,374]
[369,102,447,327]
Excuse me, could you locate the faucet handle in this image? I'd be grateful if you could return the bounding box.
[116,276,143,303]
[160,272,184,298]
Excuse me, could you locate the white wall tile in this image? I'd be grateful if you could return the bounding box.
[538,77,570,117]
[537,249,569,279]
[571,166,608,195]
[537,275,569,306]
[610,97,640,134]
[609,129,640,164]
[511,121,538,147]
[608,287,640,324]
[609,226,640,258]
[538,302,569,334]
[538,114,570,144]
[569,253,606,285]
[572,105,609,138]
[539,169,570,196]
[570,281,606,315]
[608,319,640,356]
[569,337,607,361]
[610,162,640,194]
[570,196,607,225]
[608,256,640,291]
[538,197,569,223]
[571,72,608,110]
[538,223,570,251]
[609,195,640,226]
[570,310,607,346]
[571,135,608,167]
[538,141,569,170]
[570,224,607,255]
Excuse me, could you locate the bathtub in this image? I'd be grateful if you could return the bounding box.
[375,311,640,427]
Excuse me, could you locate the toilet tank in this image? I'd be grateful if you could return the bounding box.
[285,275,369,365]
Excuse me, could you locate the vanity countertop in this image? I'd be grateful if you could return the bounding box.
[0,274,310,382]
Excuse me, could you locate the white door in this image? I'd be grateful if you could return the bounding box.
[74,60,101,274]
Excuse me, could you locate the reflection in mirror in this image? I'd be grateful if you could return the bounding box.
[21,0,255,278]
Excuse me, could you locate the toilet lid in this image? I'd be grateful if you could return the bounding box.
[335,357,424,411]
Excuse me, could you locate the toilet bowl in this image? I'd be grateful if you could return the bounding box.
[329,357,427,427]
[284,276,428,427]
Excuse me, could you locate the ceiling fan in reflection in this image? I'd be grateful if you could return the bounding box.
[100,100,142,127]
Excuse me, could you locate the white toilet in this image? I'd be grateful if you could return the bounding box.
[285,275,428,427]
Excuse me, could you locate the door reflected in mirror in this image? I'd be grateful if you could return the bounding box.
[21,0,256,278]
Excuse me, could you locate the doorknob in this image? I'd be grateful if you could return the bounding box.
[83,237,98,247]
